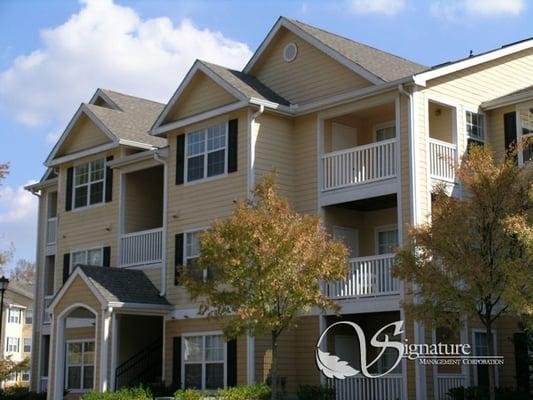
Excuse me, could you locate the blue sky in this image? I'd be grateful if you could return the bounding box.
[0,0,531,268]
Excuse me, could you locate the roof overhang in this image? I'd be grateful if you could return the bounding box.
[413,38,533,87]
[482,88,533,110]
[242,17,384,85]
[25,177,58,193]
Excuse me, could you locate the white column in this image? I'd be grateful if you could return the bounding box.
[100,308,112,392]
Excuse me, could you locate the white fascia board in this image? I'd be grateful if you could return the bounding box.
[482,90,533,110]
[413,38,533,87]
[117,139,156,150]
[243,17,384,85]
[47,268,106,312]
[89,89,122,111]
[45,104,118,166]
[45,142,119,167]
[107,149,158,168]
[197,61,247,101]
[24,178,58,193]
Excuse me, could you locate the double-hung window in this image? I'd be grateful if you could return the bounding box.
[6,337,19,353]
[466,111,485,150]
[375,122,396,142]
[183,334,225,390]
[376,227,399,255]
[186,123,227,182]
[23,338,32,353]
[25,309,33,325]
[73,159,105,209]
[8,308,21,324]
[185,231,204,280]
[519,107,533,163]
[21,371,30,382]
[71,248,103,272]
[66,341,95,391]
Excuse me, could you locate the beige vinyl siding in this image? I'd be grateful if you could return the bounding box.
[293,114,318,215]
[163,318,247,386]
[250,28,372,104]
[56,114,112,157]
[413,90,430,224]
[163,71,239,123]
[165,110,248,308]
[486,105,515,162]
[254,112,295,200]
[55,149,120,293]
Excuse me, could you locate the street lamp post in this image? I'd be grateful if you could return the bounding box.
[0,276,10,356]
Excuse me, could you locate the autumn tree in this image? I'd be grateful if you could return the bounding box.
[10,259,35,284]
[0,356,30,382]
[182,175,348,399]
[394,145,533,400]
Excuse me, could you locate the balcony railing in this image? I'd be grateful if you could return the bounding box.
[329,374,403,400]
[322,139,396,191]
[429,138,456,182]
[39,377,48,393]
[325,254,399,299]
[46,217,57,245]
[120,228,163,267]
[436,374,467,400]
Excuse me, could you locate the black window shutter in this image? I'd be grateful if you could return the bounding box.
[62,253,70,283]
[227,338,237,387]
[105,156,113,202]
[65,167,74,211]
[504,112,517,162]
[172,336,182,388]
[174,233,184,285]
[228,119,238,173]
[176,135,185,185]
[103,246,111,267]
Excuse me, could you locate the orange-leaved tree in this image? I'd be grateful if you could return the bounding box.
[181,175,348,399]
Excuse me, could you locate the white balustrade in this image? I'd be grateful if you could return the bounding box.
[331,374,404,400]
[326,254,399,299]
[436,374,467,400]
[322,139,396,191]
[429,138,456,182]
[120,228,163,267]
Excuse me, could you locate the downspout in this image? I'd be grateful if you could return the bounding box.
[398,83,426,400]
[28,188,42,392]
[154,152,168,297]
[247,104,264,196]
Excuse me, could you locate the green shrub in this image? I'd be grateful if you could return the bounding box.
[447,386,529,400]
[296,384,335,400]
[173,388,208,400]
[217,384,271,400]
[81,387,152,400]
[0,387,47,400]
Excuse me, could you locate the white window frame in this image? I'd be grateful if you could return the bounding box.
[516,103,533,165]
[72,158,107,210]
[6,337,19,353]
[465,109,486,146]
[25,309,33,325]
[65,339,96,393]
[184,228,209,280]
[181,331,227,391]
[23,337,32,353]
[21,370,30,382]
[70,247,104,273]
[373,121,396,142]
[472,329,499,386]
[8,308,21,324]
[374,224,399,255]
[185,121,228,184]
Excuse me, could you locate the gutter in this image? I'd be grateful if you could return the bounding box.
[247,104,264,195]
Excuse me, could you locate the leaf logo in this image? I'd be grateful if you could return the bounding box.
[315,348,359,379]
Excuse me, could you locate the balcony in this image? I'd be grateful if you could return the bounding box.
[436,374,467,400]
[322,139,396,191]
[120,228,163,267]
[43,295,53,324]
[46,217,57,245]
[429,138,456,182]
[325,254,399,299]
[330,374,403,400]
[428,100,457,185]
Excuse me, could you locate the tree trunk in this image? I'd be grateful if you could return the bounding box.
[486,322,496,400]
[271,331,279,400]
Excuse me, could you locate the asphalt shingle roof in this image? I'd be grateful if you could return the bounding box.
[86,89,167,148]
[78,265,170,306]
[287,18,427,82]
[201,61,290,105]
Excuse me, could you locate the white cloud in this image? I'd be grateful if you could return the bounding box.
[348,0,406,15]
[0,0,253,129]
[431,0,525,20]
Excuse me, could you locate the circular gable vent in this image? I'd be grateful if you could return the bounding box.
[283,42,298,62]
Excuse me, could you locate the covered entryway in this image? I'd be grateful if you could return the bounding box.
[47,265,172,399]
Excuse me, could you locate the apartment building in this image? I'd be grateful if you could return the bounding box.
[25,17,533,400]
[1,282,33,387]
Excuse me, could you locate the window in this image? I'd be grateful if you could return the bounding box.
[71,248,103,272]
[186,231,205,280]
[186,123,227,182]
[466,111,485,150]
[6,337,19,352]
[25,309,33,325]
[375,122,396,142]
[473,331,497,387]
[66,341,95,391]
[23,338,32,353]
[519,108,533,163]
[7,372,16,382]
[183,334,225,390]
[21,371,30,382]
[8,309,21,324]
[376,227,398,255]
[73,158,106,209]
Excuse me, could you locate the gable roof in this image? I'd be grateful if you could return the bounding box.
[482,84,533,110]
[45,89,166,166]
[243,17,426,83]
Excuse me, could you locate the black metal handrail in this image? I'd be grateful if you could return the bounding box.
[115,338,162,389]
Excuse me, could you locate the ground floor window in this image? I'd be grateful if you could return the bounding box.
[66,340,95,391]
[183,334,225,390]
[21,371,30,381]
